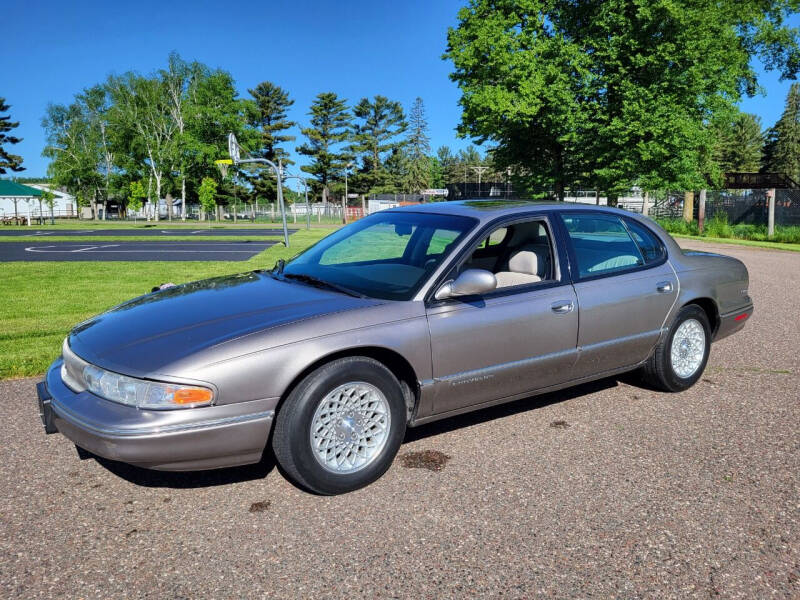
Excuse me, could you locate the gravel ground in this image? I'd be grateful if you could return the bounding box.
[1,240,797,599]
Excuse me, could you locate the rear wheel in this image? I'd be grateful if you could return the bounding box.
[641,304,711,392]
[272,357,406,495]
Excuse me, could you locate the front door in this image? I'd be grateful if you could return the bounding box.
[425,216,579,416]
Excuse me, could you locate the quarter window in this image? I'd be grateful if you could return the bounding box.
[624,219,666,264]
[562,214,644,278]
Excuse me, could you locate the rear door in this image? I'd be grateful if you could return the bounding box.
[559,212,678,377]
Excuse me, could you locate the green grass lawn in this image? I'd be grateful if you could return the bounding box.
[0,228,331,379]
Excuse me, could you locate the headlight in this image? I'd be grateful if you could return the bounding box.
[83,365,213,409]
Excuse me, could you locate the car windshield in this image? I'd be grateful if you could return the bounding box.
[283,211,477,300]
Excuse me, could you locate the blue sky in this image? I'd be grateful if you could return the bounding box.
[2,0,798,178]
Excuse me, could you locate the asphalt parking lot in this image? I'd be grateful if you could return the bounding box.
[0,241,277,261]
[0,228,296,237]
[1,240,797,599]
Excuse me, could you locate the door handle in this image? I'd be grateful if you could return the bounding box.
[551,301,574,314]
[656,281,673,293]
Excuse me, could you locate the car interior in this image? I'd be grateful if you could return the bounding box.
[460,220,554,288]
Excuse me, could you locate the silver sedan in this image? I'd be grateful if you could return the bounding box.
[37,201,753,494]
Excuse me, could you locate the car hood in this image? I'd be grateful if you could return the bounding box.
[68,271,381,376]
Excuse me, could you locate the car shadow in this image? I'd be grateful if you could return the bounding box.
[403,376,621,443]
[91,374,631,489]
[91,452,277,489]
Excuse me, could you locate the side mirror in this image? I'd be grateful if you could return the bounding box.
[435,269,497,300]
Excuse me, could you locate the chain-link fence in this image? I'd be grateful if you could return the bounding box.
[648,189,800,226]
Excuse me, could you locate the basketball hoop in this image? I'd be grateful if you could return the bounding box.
[215,159,232,179]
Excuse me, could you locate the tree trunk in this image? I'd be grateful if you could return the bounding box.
[683,191,694,223]
[181,176,186,221]
[166,193,173,222]
[146,174,153,222]
[13,199,18,221]
[102,199,107,221]
[154,175,161,222]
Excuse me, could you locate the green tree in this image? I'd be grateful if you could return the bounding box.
[198,176,218,222]
[41,189,56,222]
[296,92,353,203]
[0,97,24,174]
[246,81,295,204]
[350,95,407,194]
[429,156,445,189]
[764,83,800,180]
[107,73,176,221]
[405,97,431,192]
[714,112,764,173]
[127,180,146,220]
[436,145,459,184]
[445,0,800,202]
[42,100,104,219]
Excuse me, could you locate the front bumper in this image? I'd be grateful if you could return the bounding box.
[38,358,275,471]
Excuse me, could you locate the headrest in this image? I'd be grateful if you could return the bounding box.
[508,248,539,275]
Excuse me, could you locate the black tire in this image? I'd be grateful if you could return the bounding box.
[272,357,407,495]
[641,304,712,392]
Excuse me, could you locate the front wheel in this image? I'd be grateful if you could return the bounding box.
[641,304,711,392]
[272,357,407,495]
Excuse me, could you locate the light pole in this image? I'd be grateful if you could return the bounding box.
[470,166,489,197]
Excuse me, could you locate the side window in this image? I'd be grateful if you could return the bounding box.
[625,219,666,264]
[461,219,554,289]
[562,214,644,278]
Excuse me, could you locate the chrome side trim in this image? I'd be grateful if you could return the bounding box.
[50,397,274,438]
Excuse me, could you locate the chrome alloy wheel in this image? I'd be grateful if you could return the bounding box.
[309,382,391,474]
[670,318,706,378]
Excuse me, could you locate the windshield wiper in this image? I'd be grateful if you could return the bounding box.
[282,273,366,298]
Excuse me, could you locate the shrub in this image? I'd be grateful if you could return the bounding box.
[705,213,733,238]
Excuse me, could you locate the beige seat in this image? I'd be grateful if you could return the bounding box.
[494,246,544,288]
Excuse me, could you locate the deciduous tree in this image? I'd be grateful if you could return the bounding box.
[445,0,800,201]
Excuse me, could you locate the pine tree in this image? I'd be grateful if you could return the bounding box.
[247,82,295,202]
[764,83,800,180]
[350,96,407,193]
[0,97,24,174]
[405,97,431,192]
[714,112,763,173]
[296,92,352,202]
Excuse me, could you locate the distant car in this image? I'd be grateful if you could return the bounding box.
[37,201,752,494]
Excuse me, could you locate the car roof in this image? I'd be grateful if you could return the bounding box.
[385,199,640,223]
